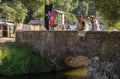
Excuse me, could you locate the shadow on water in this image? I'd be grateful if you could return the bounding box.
[0,68,87,79]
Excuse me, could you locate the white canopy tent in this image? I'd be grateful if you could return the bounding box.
[0,19,15,37]
[54,10,66,25]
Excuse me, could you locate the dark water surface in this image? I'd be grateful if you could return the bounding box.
[0,68,87,79]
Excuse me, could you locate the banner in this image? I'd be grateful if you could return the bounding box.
[44,3,53,30]
[50,12,55,27]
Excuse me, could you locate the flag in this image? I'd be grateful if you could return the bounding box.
[44,3,53,30]
[50,12,55,27]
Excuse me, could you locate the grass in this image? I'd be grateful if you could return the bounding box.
[0,42,50,75]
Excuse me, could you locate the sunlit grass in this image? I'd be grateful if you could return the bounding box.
[64,68,87,77]
[0,50,2,64]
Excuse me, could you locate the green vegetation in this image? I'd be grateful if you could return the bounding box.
[0,0,120,30]
[0,0,28,23]
[115,22,120,30]
[0,42,50,75]
[95,0,120,27]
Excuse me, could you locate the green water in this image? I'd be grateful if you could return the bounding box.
[64,68,87,77]
[0,68,87,79]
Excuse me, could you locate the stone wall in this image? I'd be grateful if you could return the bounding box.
[16,31,120,78]
[16,31,120,57]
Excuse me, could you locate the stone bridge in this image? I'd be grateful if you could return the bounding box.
[16,31,120,78]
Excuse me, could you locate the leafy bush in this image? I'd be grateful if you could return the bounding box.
[0,42,50,75]
[115,22,120,30]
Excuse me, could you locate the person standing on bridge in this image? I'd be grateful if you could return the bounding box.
[76,14,89,31]
[88,15,100,31]
[50,9,56,30]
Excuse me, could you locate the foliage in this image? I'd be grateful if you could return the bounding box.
[115,22,120,30]
[0,0,120,29]
[0,42,50,75]
[0,1,28,23]
[0,3,16,20]
[66,13,77,24]
[0,0,79,24]
[32,3,44,20]
[73,1,89,18]
[17,0,45,22]
[94,0,120,27]
[53,0,79,24]
[10,1,28,23]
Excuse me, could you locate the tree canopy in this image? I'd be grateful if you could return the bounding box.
[0,0,89,24]
[0,0,28,23]
[0,0,120,30]
[94,0,120,28]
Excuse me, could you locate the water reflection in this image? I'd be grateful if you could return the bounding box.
[65,68,87,77]
[0,69,87,79]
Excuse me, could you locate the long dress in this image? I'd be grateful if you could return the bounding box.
[93,19,100,31]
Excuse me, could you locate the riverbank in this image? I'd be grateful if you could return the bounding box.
[0,42,88,76]
[0,42,51,76]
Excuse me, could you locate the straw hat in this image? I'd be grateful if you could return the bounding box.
[88,15,95,19]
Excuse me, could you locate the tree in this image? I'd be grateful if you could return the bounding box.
[0,0,80,24]
[94,0,120,29]
[17,0,45,23]
[73,1,90,18]
[0,0,28,23]
[0,3,16,20]
[53,0,79,24]
[72,0,97,25]
[10,1,28,23]
[115,22,120,30]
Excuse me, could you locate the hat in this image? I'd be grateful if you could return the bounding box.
[88,15,95,19]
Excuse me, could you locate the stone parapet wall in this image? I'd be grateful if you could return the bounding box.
[16,31,120,78]
[16,31,120,58]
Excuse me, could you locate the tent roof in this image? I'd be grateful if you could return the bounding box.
[54,10,66,14]
[28,20,44,25]
[0,19,14,25]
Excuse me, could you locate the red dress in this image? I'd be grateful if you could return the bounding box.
[50,12,55,27]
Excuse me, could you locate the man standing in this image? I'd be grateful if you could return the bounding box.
[76,14,89,31]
